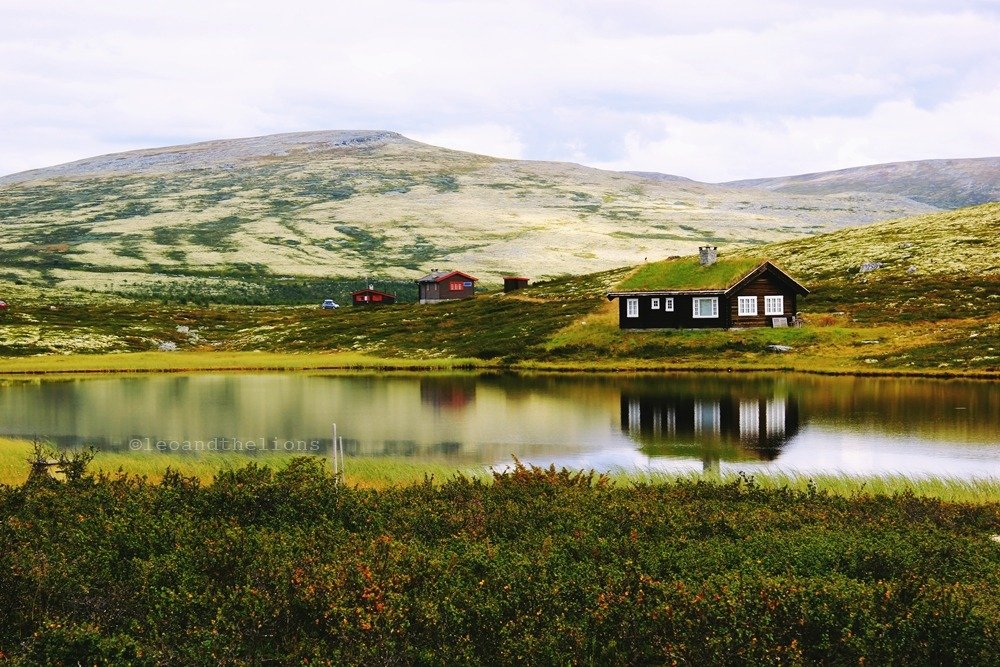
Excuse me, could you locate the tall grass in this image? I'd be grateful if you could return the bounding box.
[0,438,490,488]
[2,438,997,502]
[620,469,1000,504]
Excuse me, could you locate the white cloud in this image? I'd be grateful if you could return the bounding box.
[407,124,525,160]
[593,90,1000,181]
[0,0,998,180]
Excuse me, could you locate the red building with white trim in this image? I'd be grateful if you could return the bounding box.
[416,270,478,304]
[351,287,396,306]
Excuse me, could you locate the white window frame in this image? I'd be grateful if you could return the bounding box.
[651,297,660,310]
[737,295,758,317]
[694,400,721,436]
[764,295,784,316]
[626,298,639,318]
[692,297,719,319]
[664,297,674,312]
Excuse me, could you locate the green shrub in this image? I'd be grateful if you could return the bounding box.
[2,460,1000,663]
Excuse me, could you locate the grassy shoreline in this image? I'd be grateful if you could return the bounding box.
[2,349,998,379]
[3,439,999,502]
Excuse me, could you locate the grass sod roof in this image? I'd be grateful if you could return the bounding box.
[615,255,767,292]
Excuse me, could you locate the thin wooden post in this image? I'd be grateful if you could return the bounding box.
[331,423,345,486]
[339,435,345,482]
[331,422,340,477]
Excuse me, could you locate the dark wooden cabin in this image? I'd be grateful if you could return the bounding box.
[417,270,478,304]
[607,248,808,329]
[503,276,530,293]
[352,287,396,306]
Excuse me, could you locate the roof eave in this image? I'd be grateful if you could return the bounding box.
[607,289,727,300]
[723,261,809,296]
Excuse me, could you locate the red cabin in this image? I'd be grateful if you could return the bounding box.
[352,287,396,306]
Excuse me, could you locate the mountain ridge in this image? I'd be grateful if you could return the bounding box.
[721,156,1000,209]
[1,130,989,294]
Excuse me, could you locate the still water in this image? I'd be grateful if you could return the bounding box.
[1,372,997,478]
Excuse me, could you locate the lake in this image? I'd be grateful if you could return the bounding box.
[1,372,997,478]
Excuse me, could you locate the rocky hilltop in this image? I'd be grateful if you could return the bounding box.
[0,131,409,185]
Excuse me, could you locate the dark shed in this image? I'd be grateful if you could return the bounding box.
[503,276,530,293]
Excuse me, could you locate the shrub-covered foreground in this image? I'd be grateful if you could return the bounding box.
[3,460,1000,665]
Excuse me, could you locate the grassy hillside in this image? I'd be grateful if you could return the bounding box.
[0,204,997,374]
[0,131,937,296]
[541,203,1000,373]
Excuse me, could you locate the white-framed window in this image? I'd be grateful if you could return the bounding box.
[664,297,674,312]
[694,400,721,436]
[766,399,787,436]
[627,399,641,432]
[692,297,718,318]
[651,297,660,310]
[626,298,639,318]
[764,295,784,316]
[739,400,760,439]
[737,295,758,316]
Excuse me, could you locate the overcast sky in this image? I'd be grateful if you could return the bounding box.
[2,0,998,182]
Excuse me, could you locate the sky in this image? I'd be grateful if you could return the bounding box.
[1,0,999,182]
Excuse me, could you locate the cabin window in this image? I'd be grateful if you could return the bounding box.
[764,295,784,315]
[627,399,641,431]
[449,281,464,291]
[651,298,660,310]
[694,400,721,435]
[739,400,760,439]
[626,298,639,318]
[766,399,786,436]
[692,297,718,318]
[738,296,758,316]
[664,297,674,311]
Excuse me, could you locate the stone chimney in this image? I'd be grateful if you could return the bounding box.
[699,246,718,267]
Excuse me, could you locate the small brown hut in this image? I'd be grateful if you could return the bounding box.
[503,276,530,293]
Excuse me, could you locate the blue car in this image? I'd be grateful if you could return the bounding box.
[321,299,339,309]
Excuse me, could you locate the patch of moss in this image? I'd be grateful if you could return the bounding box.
[617,256,766,291]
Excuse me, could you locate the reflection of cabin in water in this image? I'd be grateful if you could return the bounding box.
[420,377,477,410]
[621,392,800,472]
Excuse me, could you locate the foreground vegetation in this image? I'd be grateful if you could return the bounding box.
[2,458,1000,664]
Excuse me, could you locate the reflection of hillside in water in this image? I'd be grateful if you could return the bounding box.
[790,376,999,444]
[621,387,801,472]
